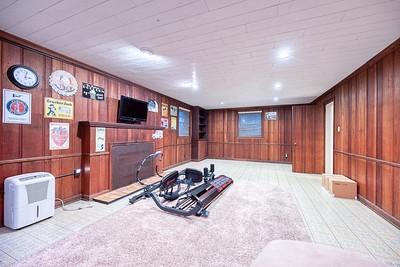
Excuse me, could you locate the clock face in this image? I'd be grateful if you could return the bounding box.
[7,65,39,89]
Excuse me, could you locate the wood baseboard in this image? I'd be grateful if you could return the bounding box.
[206,157,291,164]
[81,190,111,200]
[358,195,400,230]
[191,157,208,162]
[163,160,192,170]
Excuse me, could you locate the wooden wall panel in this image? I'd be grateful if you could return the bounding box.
[0,33,192,225]
[312,39,400,227]
[208,106,292,163]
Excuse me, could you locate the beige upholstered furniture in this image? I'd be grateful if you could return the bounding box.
[251,240,388,267]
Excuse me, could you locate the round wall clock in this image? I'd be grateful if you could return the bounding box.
[49,70,78,96]
[7,65,39,89]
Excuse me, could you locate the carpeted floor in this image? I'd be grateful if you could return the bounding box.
[15,179,310,267]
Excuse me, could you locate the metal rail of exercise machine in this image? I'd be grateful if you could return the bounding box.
[128,152,233,217]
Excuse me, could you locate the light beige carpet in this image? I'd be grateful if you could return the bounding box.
[15,180,310,267]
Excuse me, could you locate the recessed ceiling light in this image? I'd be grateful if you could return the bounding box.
[273,97,279,102]
[181,81,191,87]
[180,81,198,90]
[274,82,282,90]
[276,48,291,59]
[220,101,224,105]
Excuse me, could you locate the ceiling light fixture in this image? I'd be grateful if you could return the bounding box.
[276,48,291,60]
[180,81,199,90]
[274,82,282,90]
[220,101,224,105]
[273,97,279,102]
[181,81,192,87]
[139,47,154,56]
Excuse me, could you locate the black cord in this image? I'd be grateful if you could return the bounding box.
[155,165,163,178]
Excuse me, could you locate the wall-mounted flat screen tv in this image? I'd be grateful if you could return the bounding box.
[117,95,148,124]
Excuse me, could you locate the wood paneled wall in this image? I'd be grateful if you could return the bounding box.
[207,106,292,162]
[0,33,191,225]
[312,39,400,226]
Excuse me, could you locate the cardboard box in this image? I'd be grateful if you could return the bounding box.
[321,174,345,191]
[329,177,357,199]
[327,175,348,192]
[321,174,329,190]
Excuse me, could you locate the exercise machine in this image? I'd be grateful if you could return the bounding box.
[128,153,233,217]
[172,174,233,217]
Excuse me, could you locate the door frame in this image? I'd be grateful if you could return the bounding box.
[324,99,335,174]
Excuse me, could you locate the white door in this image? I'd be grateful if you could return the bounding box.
[325,102,334,174]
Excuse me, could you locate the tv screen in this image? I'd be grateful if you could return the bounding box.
[118,96,148,123]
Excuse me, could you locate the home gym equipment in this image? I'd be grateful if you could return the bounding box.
[136,151,163,185]
[172,174,233,217]
[128,164,212,205]
[128,159,233,217]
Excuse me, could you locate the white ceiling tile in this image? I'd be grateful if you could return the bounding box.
[204,0,245,10]
[2,0,399,108]
[0,0,17,11]
[42,0,107,21]
[7,12,58,37]
[57,0,208,54]
[27,0,138,43]
[185,0,284,28]
[0,0,60,30]
[115,0,197,25]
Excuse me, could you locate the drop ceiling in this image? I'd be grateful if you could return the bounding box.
[1,0,399,109]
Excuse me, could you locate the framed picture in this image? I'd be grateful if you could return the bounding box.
[170,105,177,117]
[44,97,74,120]
[162,103,168,117]
[49,122,70,150]
[148,99,158,112]
[178,107,190,136]
[171,117,177,130]
[265,111,278,121]
[2,89,31,124]
[161,117,169,128]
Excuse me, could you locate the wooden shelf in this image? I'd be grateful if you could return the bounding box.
[191,106,208,160]
[79,121,164,130]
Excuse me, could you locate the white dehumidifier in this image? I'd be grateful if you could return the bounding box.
[4,172,55,229]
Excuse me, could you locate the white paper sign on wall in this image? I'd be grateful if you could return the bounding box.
[2,89,31,124]
[265,111,278,121]
[49,122,70,150]
[152,130,163,139]
[95,127,106,152]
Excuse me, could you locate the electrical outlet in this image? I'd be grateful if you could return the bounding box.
[73,168,81,177]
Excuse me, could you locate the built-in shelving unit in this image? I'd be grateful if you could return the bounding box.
[191,107,208,161]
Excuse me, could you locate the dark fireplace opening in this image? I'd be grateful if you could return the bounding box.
[111,142,155,190]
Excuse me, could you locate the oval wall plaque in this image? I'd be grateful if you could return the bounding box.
[49,70,78,96]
